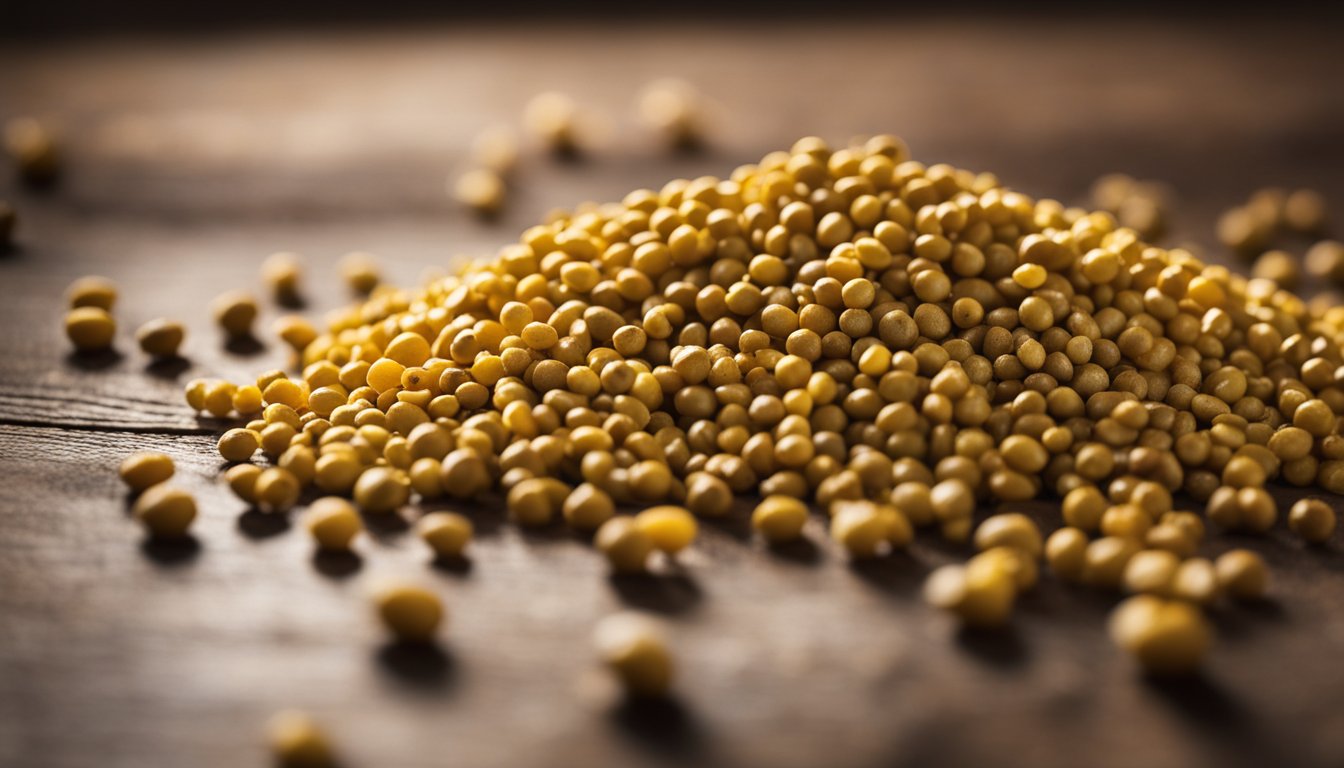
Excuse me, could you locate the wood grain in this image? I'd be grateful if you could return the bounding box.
[2,17,1344,768]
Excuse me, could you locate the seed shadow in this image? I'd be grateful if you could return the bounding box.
[224,334,265,356]
[237,508,290,539]
[849,551,926,596]
[144,356,191,380]
[275,290,306,310]
[1144,672,1255,741]
[65,348,122,371]
[1208,596,1287,640]
[608,572,702,615]
[698,510,753,543]
[610,694,704,761]
[312,549,362,579]
[139,534,201,566]
[430,554,473,576]
[765,536,822,566]
[361,509,411,541]
[376,640,455,692]
[953,623,1029,669]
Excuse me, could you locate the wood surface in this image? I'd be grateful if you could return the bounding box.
[3,16,1344,768]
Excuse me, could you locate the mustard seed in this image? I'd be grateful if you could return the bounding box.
[594,612,674,697]
[132,485,197,538]
[415,511,473,558]
[119,451,174,493]
[374,582,444,643]
[304,497,363,552]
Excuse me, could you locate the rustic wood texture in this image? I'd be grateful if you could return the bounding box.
[3,16,1344,768]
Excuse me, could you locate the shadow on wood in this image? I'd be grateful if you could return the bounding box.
[610,694,705,761]
[312,549,362,579]
[376,640,455,693]
[144,356,191,380]
[139,534,201,566]
[65,348,123,371]
[954,624,1029,670]
[237,508,290,539]
[608,572,702,615]
[430,553,473,576]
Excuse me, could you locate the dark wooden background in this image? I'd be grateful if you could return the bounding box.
[3,14,1344,768]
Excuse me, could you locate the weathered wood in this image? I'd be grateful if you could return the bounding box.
[2,18,1344,768]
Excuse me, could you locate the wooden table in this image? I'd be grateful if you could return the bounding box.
[3,16,1344,768]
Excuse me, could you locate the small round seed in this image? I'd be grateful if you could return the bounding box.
[65,307,116,351]
[132,485,197,538]
[1214,549,1270,600]
[415,511,473,558]
[374,582,444,643]
[752,495,809,544]
[304,497,363,552]
[595,516,655,573]
[119,451,174,493]
[634,506,697,554]
[267,710,336,768]
[594,612,674,697]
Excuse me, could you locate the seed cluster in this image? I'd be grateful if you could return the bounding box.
[158,134,1341,677]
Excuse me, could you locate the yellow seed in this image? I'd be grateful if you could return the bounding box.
[595,516,655,573]
[66,275,117,310]
[1108,595,1211,675]
[131,485,197,538]
[119,451,175,493]
[226,464,263,504]
[338,252,382,294]
[304,497,363,552]
[829,500,890,559]
[594,612,674,697]
[212,291,258,339]
[267,709,336,768]
[634,506,697,554]
[217,428,260,463]
[524,91,580,153]
[1214,549,1269,600]
[1012,263,1047,289]
[563,483,616,531]
[65,306,116,351]
[135,318,185,358]
[353,466,409,514]
[1288,498,1336,543]
[415,511,474,558]
[752,495,809,544]
[374,582,444,643]
[455,169,505,215]
[6,117,60,183]
[254,467,301,513]
[973,513,1043,558]
[262,252,304,303]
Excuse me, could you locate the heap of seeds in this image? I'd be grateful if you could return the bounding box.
[184,135,1342,674]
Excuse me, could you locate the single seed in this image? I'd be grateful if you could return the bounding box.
[415,511,473,558]
[455,169,505,215]
[304,497,363,552]
[1288,498,1336,544]
[1214,549,1270,600]
[752,495,809,544]
[1108,595,1211,675]
[135,318,185,358]
[119,451,174,493]
[131,485,197,538]
[267,710,336,768]
[67,276,117,310]
[635,506,698,554]
[374,582,444,643]
[595,516,655,573]
[353,466,410,514]
[594,612,674,697]
[212,291,258,339]
[217,428,260,463]
[65,307,116,351]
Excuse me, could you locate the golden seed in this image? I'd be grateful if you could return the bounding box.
[119,451,174,493]
[304,497,363,552]
[131,485,197,538]
[374,582,444,643]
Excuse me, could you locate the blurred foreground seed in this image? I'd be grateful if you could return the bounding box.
[454,168,505,216]
[636,78,704,149]
[523,91,581,154]
[4,117,60,184]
